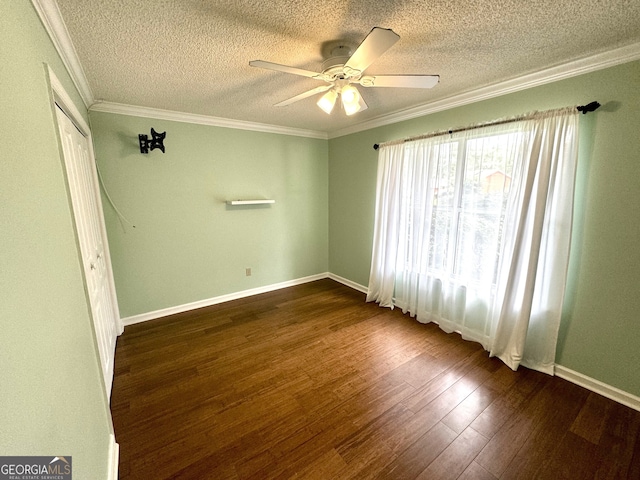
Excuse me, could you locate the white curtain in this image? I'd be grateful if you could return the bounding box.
[366,107,579,374]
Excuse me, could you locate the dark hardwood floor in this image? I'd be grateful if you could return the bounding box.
[111,279,640,479]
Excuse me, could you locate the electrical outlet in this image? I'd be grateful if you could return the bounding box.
[246,268,252,277]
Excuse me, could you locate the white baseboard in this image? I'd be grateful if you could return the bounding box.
[555,365,640,412]
[120,274,640,413]
[107,434,119,480]
[328,273,369,294]
[122,273,330,326]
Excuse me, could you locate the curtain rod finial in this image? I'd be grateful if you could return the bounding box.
[373,144,379,150]
[577,101,600,114]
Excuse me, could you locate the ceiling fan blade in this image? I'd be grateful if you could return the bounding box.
[274,85,333,107]
[344,27,400,74]
[359,74,440,88]
[357,92,368,113]
[250,60,324,79]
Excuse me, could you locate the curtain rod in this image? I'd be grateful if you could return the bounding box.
[372,101,600,150]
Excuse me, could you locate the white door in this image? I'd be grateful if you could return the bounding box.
[55,104,121,398]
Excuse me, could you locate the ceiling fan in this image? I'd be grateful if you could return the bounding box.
[249,27,439,116]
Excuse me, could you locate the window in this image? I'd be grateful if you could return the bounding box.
[423,132,521,286]
[396,130,525,300]
[367,108,579,373]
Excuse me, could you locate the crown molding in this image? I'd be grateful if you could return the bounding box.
[89,102,328,139]
[33,0,325,140]
[329,41,640,139]
[32,0,639,140]
[31,0,94,107]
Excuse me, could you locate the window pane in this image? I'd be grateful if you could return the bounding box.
[401,131,522,286]
[453,132,519,285]
[455,211,502,284]
[428,141,458,273]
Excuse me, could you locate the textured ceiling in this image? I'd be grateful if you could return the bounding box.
[54,0,640,134]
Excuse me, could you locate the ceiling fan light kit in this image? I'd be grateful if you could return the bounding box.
[317,89,338,114]
[317,83,368,116]
[250,27,439,116]
[341,85,367,116]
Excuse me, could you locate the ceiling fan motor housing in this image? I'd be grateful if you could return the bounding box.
[320,44,359,79]
[249,27,439,113]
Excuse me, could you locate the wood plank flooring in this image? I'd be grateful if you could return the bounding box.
[111,279,640,479]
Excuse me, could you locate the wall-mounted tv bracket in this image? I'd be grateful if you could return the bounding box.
[139,128,166,154]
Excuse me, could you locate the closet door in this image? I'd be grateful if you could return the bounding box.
[55,104,120,398]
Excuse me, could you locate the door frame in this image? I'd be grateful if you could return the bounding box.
[47,66,124,363]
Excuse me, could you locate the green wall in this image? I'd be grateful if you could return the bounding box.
[94,61,640,398]
[5,1,637,476]
[0,1,114,478]
[90,112,329,318]
[329,60,640,397]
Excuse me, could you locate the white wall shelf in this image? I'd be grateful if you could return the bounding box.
[226,199,275,205]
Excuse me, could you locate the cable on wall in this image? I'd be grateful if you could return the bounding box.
[95,159,136,231]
